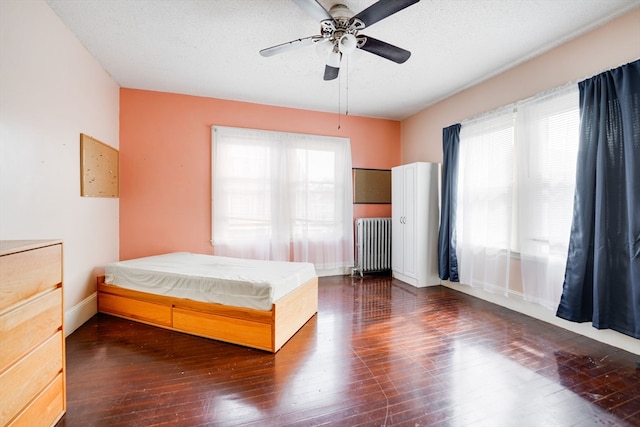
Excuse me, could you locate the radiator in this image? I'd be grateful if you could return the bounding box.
[354,217,392,276]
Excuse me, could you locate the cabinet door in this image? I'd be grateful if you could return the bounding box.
[391,167,404,273]
[402,164,417,278]
[392,164,418,278]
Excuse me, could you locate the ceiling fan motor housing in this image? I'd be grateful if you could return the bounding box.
[329,4,354,19]
[319,4,364,54]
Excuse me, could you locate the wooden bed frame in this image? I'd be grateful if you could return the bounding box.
[97,275,318,353]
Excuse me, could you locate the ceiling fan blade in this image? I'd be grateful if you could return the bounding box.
[359,36,411,63]
[259,35,318,57]
[292,0,332,22]
[349,0,420,29]
[324,65,339,81]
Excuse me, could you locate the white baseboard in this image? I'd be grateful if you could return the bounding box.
[442,281,639,356]
[64,292,97,337]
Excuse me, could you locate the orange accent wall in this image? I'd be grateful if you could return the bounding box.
[120,89,400,260]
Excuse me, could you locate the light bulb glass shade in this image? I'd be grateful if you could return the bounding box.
[338,33,357,54]
[315,39,333,60]
[326,50,341,68]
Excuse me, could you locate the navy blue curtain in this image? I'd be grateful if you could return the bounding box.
[556,60,640,339]
[438,123,461,281]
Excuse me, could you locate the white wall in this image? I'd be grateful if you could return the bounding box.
[401,8,640,354]
[0,0,120,334]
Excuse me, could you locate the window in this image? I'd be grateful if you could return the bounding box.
[456,85,580,308]
[457,109,515,255]
[516,92,580,257]
[212,126,354,276]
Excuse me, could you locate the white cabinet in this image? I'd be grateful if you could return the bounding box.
[391,162,440,287]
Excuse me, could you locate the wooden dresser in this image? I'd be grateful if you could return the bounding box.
[0,240,66,427]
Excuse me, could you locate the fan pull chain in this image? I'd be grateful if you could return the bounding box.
[337,65,342,130]
[337,56,350,130]
[345,56,349,116]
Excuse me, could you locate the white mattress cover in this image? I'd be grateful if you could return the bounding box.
[104,252,316,311]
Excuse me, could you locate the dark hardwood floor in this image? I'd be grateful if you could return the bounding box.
[57,275,639,427]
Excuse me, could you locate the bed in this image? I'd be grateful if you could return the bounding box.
[97,252,318,353]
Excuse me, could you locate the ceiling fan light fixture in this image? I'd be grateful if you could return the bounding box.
[315,38,333,59]
[326,50,341,67]
[338,33,357,54]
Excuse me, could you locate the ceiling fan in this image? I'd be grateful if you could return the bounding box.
[259,0,420,81]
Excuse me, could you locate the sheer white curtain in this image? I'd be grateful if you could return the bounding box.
[516,86,579,309]
[212,126,354,276]
[456,85,579,307]
[457,108,515,295]
[288,136,354,275]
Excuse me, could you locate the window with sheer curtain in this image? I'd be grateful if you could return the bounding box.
[456,85,579,309]
[211,126,354,276]
[457,108,515,294]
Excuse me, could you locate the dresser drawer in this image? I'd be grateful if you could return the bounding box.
[8,372,65,427]
[0,244,62,312]
[0,331,63,425]
[0,288,62,372]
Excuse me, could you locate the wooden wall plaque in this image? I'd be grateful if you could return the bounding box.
[80,134,119,197]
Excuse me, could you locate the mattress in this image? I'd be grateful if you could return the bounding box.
[104,252,317,311]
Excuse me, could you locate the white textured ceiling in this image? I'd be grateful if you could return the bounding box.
[45,0,640,120]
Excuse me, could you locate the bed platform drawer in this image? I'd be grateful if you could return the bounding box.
[99,293,172,327]
[173,308,273,351]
